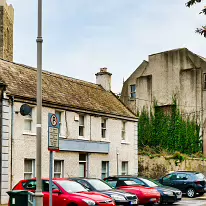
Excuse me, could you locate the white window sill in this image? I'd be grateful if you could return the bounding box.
[121,140,130,145]
[59,135,66,139]
[78,136,86,140]
[101,138,111,143]
[23,132,36,136]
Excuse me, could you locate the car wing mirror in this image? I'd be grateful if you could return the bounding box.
[52,189,61,194]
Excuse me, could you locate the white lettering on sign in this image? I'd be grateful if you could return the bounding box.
[49,127,59,148]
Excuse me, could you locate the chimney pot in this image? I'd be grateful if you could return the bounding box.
[100,67,108,73]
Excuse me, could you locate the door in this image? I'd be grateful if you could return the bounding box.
[162,174,176,187]
[173,173,191,192]
[42,180,66,206]
[79,162,86,177]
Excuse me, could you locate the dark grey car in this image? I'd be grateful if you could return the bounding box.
[69,178,138,206]
[158,171,206,198]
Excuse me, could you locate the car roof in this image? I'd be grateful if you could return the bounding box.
[172,171,200,174]
[69,177,101,180]
[21,178,68,181]
[105,175,137,179]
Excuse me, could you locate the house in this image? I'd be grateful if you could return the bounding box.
[0,1,138,204]
[120,48,206,154]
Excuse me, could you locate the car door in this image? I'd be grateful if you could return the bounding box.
[42,180,66,206]
[162,174,177,187]
[172,173,189,192]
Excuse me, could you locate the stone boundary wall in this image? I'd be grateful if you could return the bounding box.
[138,155,206,179]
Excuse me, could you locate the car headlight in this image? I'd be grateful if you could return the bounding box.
[82,199,96,205]
[163,191,174,196]
[111,194,126,201]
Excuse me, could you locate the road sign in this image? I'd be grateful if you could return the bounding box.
[48,113,60,151]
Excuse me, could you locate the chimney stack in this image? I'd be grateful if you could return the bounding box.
[0,0,14,61]
[95,67,112,91]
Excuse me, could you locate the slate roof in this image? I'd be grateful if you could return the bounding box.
[0,59,136,119]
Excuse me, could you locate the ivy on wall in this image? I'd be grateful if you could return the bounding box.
[138,100,202,154]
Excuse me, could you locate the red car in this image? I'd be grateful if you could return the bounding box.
[104,176,160,206]
[12,178,115,206]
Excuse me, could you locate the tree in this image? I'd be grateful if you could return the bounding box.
[186,0,206,37]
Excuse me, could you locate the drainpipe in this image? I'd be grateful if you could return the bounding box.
[90,116,91,141]
[10,96,14,190]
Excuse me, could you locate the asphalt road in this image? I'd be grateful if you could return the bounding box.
[166,197,206,206]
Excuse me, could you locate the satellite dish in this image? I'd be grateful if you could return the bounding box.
[20,104,32,116]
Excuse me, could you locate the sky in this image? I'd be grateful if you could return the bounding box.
[6,0,206,93]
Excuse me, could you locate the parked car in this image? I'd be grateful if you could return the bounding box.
[12,178,116,206]
[114,175,182,204]
[158,171,206,198]
[69,177,138,205]
[104,176,160,206]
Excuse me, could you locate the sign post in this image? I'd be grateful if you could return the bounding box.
[48,113,60,206]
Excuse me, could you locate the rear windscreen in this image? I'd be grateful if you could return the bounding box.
[195,173,205,180]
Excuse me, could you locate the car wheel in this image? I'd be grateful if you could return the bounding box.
[186,188,196,198]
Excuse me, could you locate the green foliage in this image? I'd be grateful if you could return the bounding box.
[138,100,202,155]
[186,0,206,37]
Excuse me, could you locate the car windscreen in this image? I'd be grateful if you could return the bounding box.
[55,180,87,193]
[139,178,158,187]
[87,179,112,191]
[195,173,205,180]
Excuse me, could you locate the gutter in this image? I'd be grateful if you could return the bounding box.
[10,96,14,190]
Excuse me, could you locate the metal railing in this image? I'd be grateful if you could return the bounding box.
[28,192,36,206]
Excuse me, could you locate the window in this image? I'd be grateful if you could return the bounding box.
[24,108,33,132]
[79,115,84,136]
[54,160,64,178]
[101,118,107,138]
[121,122,126,140]
[24,180,36,190]
[130,85,136,99]
[203,73,206,90]
[43,180,58,192]
[101,161,109,179]
[79,154,87,177]
[121,161,128,175]
[24,159,35,179]
[55,111,62,136]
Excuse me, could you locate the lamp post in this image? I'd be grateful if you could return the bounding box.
[35,0,43,205]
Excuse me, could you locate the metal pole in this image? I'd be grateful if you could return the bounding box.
[35,0,43,205]
[49,151,53,206]
[116,148,119,175]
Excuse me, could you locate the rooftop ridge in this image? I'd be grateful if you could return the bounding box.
[0,58,104,91]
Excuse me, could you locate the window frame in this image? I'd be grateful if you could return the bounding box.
[101,118,107,138]
[130,84,136,99]
[24,107,33,133]
[79,154,87,178]
[54,160,64,178]
[79,115,85,137]
[101,161,109,179]
[203,73,206,90]
[121,161,128,175]
[24,159,35,180]
[121,121,126,141]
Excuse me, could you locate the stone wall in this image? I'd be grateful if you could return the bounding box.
[138,155,206,179]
